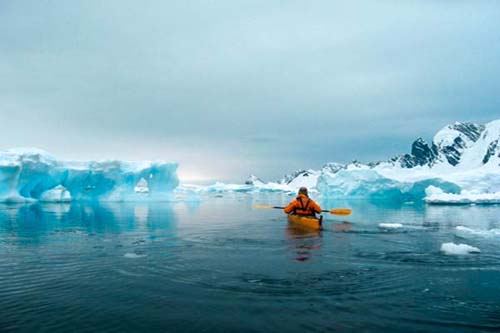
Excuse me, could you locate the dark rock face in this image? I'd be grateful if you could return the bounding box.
[438,123,485,166]
[483,140,498,164]
[412,138,439,166]
[452,122,485,142]
[399,138,438,168]
[395,122,488,168]
[441,136,467,166]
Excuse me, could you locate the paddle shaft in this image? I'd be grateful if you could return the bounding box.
[252,205,352,216]
[267,206,330,213]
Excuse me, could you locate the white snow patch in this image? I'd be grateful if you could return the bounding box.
[440,243,480,255]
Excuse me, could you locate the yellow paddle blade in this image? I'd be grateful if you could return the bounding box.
[329,208,352,216]
[252,205,277,210]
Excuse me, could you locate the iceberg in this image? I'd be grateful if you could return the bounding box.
[316,168,460,202]
[0,148,179,202]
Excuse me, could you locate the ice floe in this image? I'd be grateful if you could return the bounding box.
[378,223,403,229]
[440,243,480,255]
[124,253,147,259]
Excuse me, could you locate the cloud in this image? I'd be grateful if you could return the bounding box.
[1,0,500,181]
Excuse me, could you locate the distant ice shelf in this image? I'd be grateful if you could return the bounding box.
[0,148,179,202]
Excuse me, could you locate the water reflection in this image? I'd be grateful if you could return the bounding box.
[285,224,322,262]
[0,202,178,247]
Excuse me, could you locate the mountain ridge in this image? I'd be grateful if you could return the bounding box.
[266,119,500,186]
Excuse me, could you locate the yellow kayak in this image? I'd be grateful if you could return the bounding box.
[287,214,323,230]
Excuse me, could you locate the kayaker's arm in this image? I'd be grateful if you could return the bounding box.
[283,201,296,214]
[310,201,322,214]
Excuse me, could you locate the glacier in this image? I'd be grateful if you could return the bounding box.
[0,148,179,202]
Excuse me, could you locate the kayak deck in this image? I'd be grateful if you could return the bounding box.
[287,214,322,230]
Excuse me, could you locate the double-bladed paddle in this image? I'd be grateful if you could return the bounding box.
[253,205,352,216]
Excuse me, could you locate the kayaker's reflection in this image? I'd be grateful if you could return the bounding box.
[333,221,353,232]
[285,225,322,262]
[283,187,323,262]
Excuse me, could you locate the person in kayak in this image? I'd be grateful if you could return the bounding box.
[284,187,322,217]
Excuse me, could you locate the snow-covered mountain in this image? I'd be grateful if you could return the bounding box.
[243,119,500,203]
[392,121,498,169]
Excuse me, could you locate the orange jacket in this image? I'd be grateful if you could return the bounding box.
[284,194,322,216]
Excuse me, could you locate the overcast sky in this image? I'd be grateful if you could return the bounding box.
[1,1,500,182]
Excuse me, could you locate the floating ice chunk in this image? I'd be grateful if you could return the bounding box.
[440,242,480,255]
[455,226,500,238]
[124,253,147,259]
[378,223,403,229]
[39,185,71,202]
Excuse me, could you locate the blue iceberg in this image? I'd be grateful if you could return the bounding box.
[317,169,461,203]
[0,148,179,202]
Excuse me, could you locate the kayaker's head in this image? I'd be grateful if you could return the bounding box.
[298,187,308,197]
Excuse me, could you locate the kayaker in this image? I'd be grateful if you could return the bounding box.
[284,187,322,217]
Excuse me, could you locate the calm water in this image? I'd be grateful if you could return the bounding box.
[1,194,500,332]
